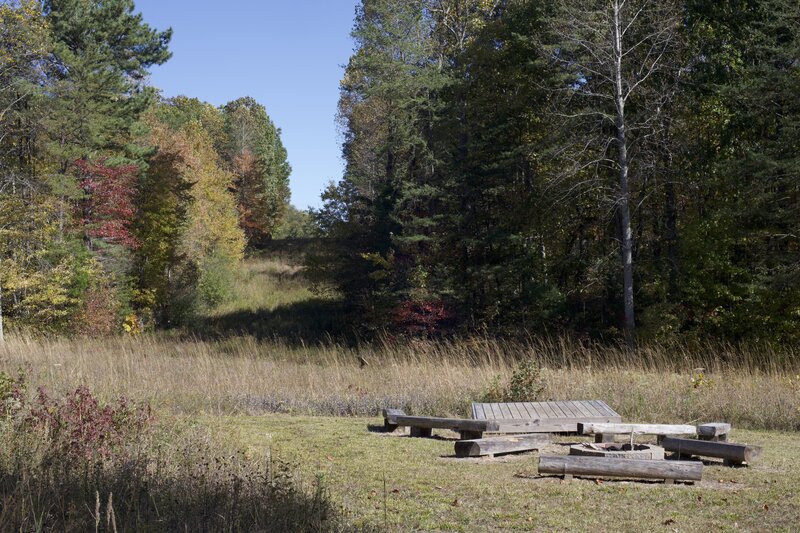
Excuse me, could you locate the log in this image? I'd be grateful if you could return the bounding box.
[394,415,495,432]
[661,437,762,465]
[538,455,703,482]
[383,408,405,431]
[578,422,697,436]
[697,422,731,442]
[455,434,550,458]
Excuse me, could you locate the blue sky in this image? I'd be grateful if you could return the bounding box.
[135,0,360,209]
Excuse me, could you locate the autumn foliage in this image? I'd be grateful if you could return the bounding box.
[75,159,140,249]
[392,300,456,336]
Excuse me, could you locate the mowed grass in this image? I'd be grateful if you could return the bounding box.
[210,414,800,532]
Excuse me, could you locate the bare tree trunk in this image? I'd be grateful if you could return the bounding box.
[612,0,635,343]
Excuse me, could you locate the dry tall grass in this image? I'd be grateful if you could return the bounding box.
[2,334,798,430]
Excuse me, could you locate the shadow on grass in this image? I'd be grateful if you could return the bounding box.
[198,297,354,345]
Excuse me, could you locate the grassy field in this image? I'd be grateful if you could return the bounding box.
[2,250,799,530]
[211,415,800,532]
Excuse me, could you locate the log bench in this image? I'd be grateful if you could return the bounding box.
[454,434,550,458]
[538,455,703,484]
[383,409,498,439]
[697,422,732,442]
[578,422,697,444]
[661,437,762,466]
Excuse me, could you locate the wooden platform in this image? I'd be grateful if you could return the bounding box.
[471,400,622,433]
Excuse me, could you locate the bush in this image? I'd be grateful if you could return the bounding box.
[481,359,545,403]
[196,255,236,308]
[0,374,355,532]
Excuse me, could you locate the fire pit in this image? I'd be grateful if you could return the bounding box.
[569,442,665,460]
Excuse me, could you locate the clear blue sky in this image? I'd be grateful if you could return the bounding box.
[135,0,360,209]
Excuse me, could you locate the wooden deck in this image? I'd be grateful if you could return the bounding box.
[471,400,622,433]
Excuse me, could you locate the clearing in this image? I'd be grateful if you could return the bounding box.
[211,415,800,531]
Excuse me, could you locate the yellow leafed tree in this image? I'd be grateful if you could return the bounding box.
[179,121,246,265]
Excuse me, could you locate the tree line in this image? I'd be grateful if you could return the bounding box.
[0,0,291,337]
[310,0,800,343]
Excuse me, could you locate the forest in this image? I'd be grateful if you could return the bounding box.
[2,0,799,346]
[312,0,800,344]
[1,0,291,339]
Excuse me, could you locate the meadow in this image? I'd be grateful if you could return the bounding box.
[1,251,799,530]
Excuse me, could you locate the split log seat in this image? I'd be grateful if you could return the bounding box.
[661,437,762,466]
[454,434,551,458]
[578,422,697,444]
[383,409,497,439]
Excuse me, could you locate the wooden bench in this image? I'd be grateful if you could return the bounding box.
[454,434,550,458]
[661,437,762,466]
[578,422,697,444]
[383,409,497,439]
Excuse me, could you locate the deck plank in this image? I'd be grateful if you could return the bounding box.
[519,402,535,419]
[581,400,604,417]
[589,400,612,417]
[570,400,594,418]
[552,402,572,418]
[469,400,621,431]
[508,402,524,419]
[556,401,579,418]
[525,402,542,418]
[597,400,620,418]
[538,401,558,420]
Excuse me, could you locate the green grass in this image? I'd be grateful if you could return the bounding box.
[197,253,346,342]
[211,414,800,532]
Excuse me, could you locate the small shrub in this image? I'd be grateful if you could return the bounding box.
[391,300,456,337]
[691,370,713,389]
[481,359,545,403]
[197,255,236,308]
[25,386,152,459]
[74,285,121,336]
[0,380,356,532]
[479,375,506,403]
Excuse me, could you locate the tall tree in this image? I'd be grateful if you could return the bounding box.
[547,0,683,342]
[0,0,65,337]
[222,97,291,244]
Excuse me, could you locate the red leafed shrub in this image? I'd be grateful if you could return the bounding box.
[75,159,140,249]
[391,300,456,337]
[26,386,152,459]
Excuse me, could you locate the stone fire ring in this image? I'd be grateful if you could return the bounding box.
[569,442,665,460]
